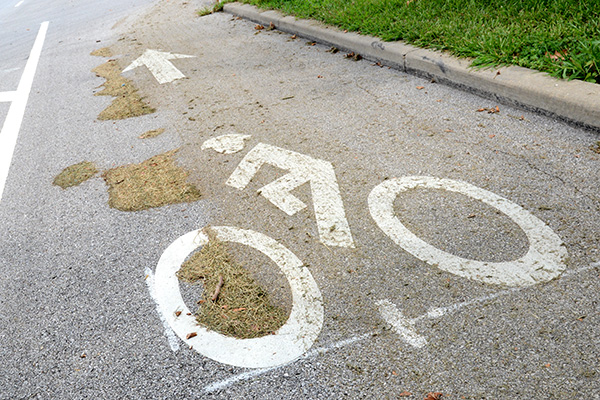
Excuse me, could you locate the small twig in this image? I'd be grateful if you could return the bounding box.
[211,275,224,302]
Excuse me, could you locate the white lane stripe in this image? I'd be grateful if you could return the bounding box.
[0,91,17,102]
[203,333,371,393]
[380,262,600,343]
[204,262,598,392]
[15,0,24,7]
[376,300,427,348]
[0,21,48,202]
[144,267,180,352]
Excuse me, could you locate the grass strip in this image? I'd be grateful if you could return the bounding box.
[232,0,600,83]
[177,231,288,339]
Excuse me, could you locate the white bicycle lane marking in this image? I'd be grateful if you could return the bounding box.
[226,142,355,248]
[153,226,324,368]
[0,21,49,202]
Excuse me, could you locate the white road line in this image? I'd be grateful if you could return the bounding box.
[0,91,17,102]
[15,0,24,7]
[0,21,48,202]
[203,333,371,394]
[376,300,427,348]
[203,262,598,392]
[380,262,599,343]
[144,267,180,352]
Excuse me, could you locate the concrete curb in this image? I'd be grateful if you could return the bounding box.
[224,2,600,132]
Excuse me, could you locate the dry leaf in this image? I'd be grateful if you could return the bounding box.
[174,311,182,317]
[266,22,276,31]
[186,332,197,339]
[424,393,443,400]
[416,86,425,90]
[291,34,297,39]
[317,75,324,78]
[399,392,412,397]
[254,24,264,30]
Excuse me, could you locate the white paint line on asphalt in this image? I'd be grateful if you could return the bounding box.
[144,267,180,352]
[201,134,251,154]
[369,176,567,287]
[203,333,371,394]
[227,143,355,248]
[15,0,24,7]
[123,49,195,84]
[0,21,48,202]
[203,263,598,392]
[376,299,426,348]
[154,226,324,368]
[380,263,599,343]
[0,91,17,102]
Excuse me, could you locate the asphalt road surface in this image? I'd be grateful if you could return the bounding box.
[1,0,599,399]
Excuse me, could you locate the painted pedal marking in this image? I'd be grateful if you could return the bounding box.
[153,226,324,368]
[226,143,355,248]
[369,176,567,287]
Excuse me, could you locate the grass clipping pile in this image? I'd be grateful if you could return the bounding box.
[92,59,154,120]
[53,161,98,189]
[102,150,201,211]
[177,232,288,339]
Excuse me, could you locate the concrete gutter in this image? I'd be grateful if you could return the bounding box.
[224,2,600,132]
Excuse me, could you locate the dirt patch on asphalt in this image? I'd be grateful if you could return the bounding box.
[177,230,288,339]
[53,161,98,189]
[102,149,201,211]
[92,60,155,120]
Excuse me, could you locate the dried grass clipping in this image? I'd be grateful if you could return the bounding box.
[102,149,201,211]
[177,232,288,339]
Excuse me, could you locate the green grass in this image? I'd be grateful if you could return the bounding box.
[231,0,600,83]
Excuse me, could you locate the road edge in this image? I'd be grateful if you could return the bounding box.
[223,2,600,132]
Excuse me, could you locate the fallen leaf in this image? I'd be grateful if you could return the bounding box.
[424,393,443,400]
[317,75,324,78]
[266,22,276,31]
[254,24,264,30]
[233,307,247,312]
[345,52,362,61]
[489,134,496,138]
[306,41,316,46]
[416,86,425,90]
[392,370,398,376]
[174,311,182,317]
[186,332,197,339]
[544,363,551,368]
[477,108,486,112]
[373,62,383,67]
[291,34,297,39]
[399,391,412,397]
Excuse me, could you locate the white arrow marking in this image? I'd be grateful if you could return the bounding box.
[123,49,195,84]
[226,143,355,248]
